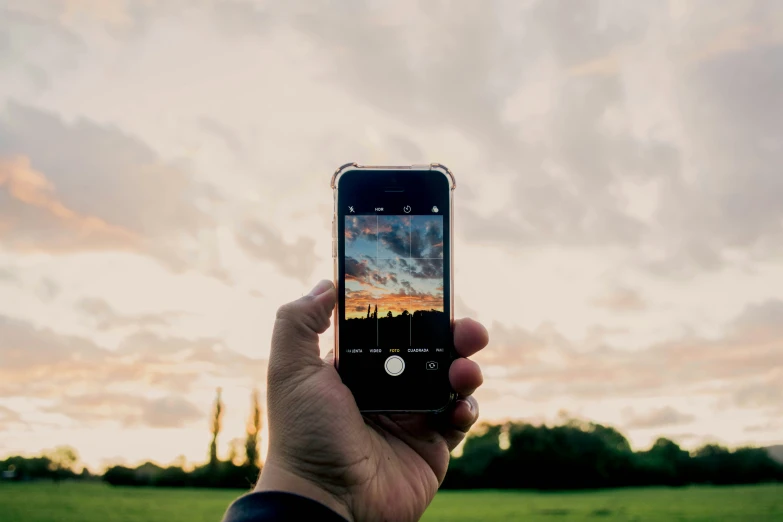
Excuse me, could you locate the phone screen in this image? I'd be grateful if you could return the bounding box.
[336,169,453,412]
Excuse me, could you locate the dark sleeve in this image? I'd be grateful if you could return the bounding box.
[222,491,349,522]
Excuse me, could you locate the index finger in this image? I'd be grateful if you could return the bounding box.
[453,317,489,358]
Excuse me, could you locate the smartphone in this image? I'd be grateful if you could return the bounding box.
[331,163,456,413]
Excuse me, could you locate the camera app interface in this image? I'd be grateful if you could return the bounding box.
[341,208,449,400]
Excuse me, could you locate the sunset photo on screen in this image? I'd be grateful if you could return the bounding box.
[344,214,446,347]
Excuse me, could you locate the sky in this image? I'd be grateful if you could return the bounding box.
[1,0,782,471]
[345,214,444,318]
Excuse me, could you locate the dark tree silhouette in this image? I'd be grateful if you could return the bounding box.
[92,417,783,489]
[443,420,783,490]
[245,388,262,468]
[209,387,224,467]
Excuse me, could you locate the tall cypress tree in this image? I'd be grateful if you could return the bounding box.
[245,389,262,468]
[209,387,224,466]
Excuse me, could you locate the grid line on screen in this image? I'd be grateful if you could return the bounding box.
[375,214,381,346]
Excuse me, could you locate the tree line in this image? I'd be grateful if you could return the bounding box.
[0,388,263,489]
[442,419,783,490]
[0,446,88,482]
[3,399,781,490]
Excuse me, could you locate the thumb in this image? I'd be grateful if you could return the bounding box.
[270,280,336,376]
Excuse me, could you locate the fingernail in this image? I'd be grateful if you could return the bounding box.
[463,399,473,413]
[308,280,333,297]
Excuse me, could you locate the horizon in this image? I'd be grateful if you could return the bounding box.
[1,1,782,471]
[11,412,780,476]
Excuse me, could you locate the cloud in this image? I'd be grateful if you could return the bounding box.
[377,215,411,258]
[45,392,202,429]
[731,376,783,411]
[198,116,244,156]
[235,219,318,284]
[387,135,425,163]
[476,321,560,366]
[410,216,443,259]
[76,297,180,331]
[345,215,376,243]
[0,155,139,251]
[140,395,202,428]
[281,2,533,158]
[344,256,373,286]
[454,295,478,318]
[259,1,783,277]
[744,421,780,434]
[117,330,266,372]
[36,277,60,301]
[623,406,695,430]
[0,315,105,376]
[408,258,443,280]
[0,267,18,282]
[0,404,23,430]
[644,30,783,276]
[0,4,85,92]
[4,0,780,286]
[477,299,783,405]
[733,300,783,338]
[273,1,655,248]
[593,287,647,312]
[0,315,266,401]
[0,102,224,275]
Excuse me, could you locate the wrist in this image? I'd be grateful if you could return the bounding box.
[255,459,354,522]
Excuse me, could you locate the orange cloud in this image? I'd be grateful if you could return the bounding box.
[346,290,443,318]
[0,155,139,251]
[0,103,229,279]
[476,300,783,413]
[0,316,267,405]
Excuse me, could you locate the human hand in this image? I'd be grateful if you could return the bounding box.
[255,280,488,522]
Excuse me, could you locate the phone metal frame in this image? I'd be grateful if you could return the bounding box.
[331,163,456,413]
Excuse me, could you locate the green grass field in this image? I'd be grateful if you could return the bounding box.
[1,482,781,521]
